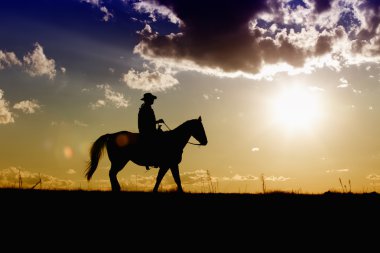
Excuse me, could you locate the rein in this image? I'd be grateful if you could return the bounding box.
[161,122,203,146]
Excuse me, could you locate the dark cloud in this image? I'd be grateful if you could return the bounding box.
[353,1,380,54]
[134,0,380,77]
[315,35,333,55]
[313,0,333,13]
[136,0,271,73]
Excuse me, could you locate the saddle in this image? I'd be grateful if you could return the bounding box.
[139,130,165,169]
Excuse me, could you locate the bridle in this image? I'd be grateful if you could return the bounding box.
[161,122,204,146]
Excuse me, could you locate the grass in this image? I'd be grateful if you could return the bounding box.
[1,187,379,244]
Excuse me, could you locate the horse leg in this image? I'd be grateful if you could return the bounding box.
[170,164,183,193]
[153,166,169,193]
[109,162,126,192]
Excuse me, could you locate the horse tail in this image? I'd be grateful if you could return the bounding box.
[85,134,110,181]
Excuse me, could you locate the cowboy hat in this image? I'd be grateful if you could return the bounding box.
[141,92,157,101]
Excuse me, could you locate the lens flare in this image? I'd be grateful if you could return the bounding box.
[63,146,73,159]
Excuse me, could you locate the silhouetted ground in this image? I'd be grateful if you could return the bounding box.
[1,189,379,248]
[2,188,379,213]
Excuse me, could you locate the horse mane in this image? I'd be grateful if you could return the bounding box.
[160,119,198,145]
[171,119,197,132]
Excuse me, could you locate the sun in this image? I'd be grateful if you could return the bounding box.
[270,86,322,132]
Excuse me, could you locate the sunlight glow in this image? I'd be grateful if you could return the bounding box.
[271,86,322,132]
[63,146,73,159]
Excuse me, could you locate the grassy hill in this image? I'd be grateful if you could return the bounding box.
[2,188,379,215]
[1,188,379,248]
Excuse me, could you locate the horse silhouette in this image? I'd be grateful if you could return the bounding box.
[85,116,208,192]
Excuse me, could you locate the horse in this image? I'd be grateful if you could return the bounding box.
[85,116,208,192]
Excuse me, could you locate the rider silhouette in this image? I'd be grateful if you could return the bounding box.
[138,92,164,170]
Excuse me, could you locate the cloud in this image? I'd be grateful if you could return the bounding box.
[202,88,223,101]
[122,68,178,92]
[366,174,380,180]
[0,89,14,124]
[100,6,113,22]
[251,147,260,152]
[132,0,380,80]
[81,0,100,5]
[66,169,77,175]
[90,99,106,109]
[133,0,182,25]
[0,167,75,189]
[263,175,291,182]
[91,84,129,109]
[13,99,40,114]
[337,77,350,88]
[326,169,349,173]
[309,86,325,92]
[73,120,88,127]
[80,0,113,22]
[0,50,21,69]
[61,67,66,73]
[228,174,259,181]
[117,170,215,192]
[23,43,57,79]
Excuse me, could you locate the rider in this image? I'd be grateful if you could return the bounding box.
[138,92,164,170]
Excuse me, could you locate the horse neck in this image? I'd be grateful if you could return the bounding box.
[171,120,194,148]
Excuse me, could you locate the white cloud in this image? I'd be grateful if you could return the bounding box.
[80,0,113,22]
[136,24,156,37]
[23,43,57,79]
[81,0,100,5]
[264,176,291,182]
[366,174,380,181]
[67,169,77,175]
[92,84,129,109]
[13,99,40,114]
[133,1,182,25]
[122,68,178,92]
[251,147,260,152]
[90,99,106,109]
[337,77,350,88]
[326,169,349,173]
[100,6,113,22]
[229,174,259,181]
[0,167,75,189]
[102,85,129,108]
[0,89,14,124]
[309,86,325,92]
[0,50,21,69]
[73,120,88,127]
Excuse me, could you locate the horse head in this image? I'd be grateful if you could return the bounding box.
[191,116,208,146]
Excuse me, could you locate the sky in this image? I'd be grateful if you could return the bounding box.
[1,0,380,193]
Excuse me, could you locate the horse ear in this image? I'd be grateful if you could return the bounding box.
[198,116,202,121]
